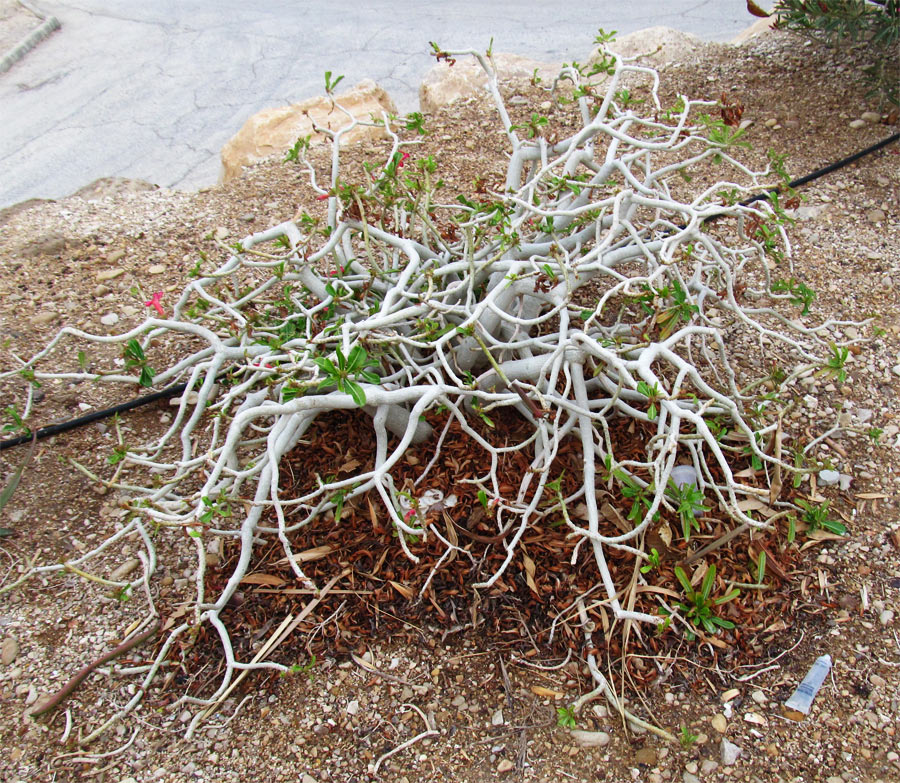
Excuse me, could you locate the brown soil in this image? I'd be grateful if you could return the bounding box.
[1,27,899,783]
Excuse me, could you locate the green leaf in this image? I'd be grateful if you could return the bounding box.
[714,588,740,605]
[344,379,366,407]
[124,338,144,363]
[138,366,155,387]
[477,489,489,511]
[673,566,693,595]
[314,357,337,376]
[822,518,848,535]
[700,564,716,602]
[346,344,366,374]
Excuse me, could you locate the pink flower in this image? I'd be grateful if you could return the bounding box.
[404,508,416,523]
[397,152,410,169]
[327,265,345,277]
[316,193,330,201]
[144,292,165,317]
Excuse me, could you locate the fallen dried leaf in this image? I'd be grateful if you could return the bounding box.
[240,573,286,586]
[389,580,415,600]
[530,685,565,699]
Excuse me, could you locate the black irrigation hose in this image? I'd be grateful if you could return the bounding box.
[740,130,900,207]
[0,381,189,450]
[1,132,898,453]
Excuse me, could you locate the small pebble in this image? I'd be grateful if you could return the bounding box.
[111,558,140,580]
[100,313,120,326]
[880,610,894,626]
[96,268,125,281]
[721,738,742,766]
[1,637,19,665]
[848,119,866,129]
[30,311,59,326]
[818,469,840,486]
[861,111,881,123]
[492,709,504,726]
[635,747,657,765]
[866,209,886,223]
[148,264,166,275]
[711,713,728,733]
[570,729,610,748]
[497,758,514,773]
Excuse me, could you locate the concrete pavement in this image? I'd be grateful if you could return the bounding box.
[0,1,753,209]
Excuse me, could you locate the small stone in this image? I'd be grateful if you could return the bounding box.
[497,758,514,773]
[570,729,610,748]
[214,226,229,240]
[866,209,886,223]
[870,674,887,688]
[635,747,657,765]
[880,609,894,626]
[302,775,318,783]
[30,311,59,326]
[818,469,841,486]
[111,558,140,580]
[492,708,504,726]
[683,774,700,783]
[107,250,126,263]
[451,694,467,709]
[721,738,742,766]
[849,119,866,129]
[751,689,767,705]
[96,268,125,281]
[94,284,112,296]
[701,760,719,775]
[1,637,19,665]
[711,713,727,733]
[25,684,38,705]
[861,111,882,124]
[100,313,120,326]
[346,699,359,715]
[764,117,778,128]
[240,213,256,222]
[148,264,166,275]
[825,777,845,783]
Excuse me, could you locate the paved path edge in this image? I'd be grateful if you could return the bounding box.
[0,1,60,75]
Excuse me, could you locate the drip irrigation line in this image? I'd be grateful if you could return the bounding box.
[1,132,897,453]
[0,381,188,451]
[740,130,900,207]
